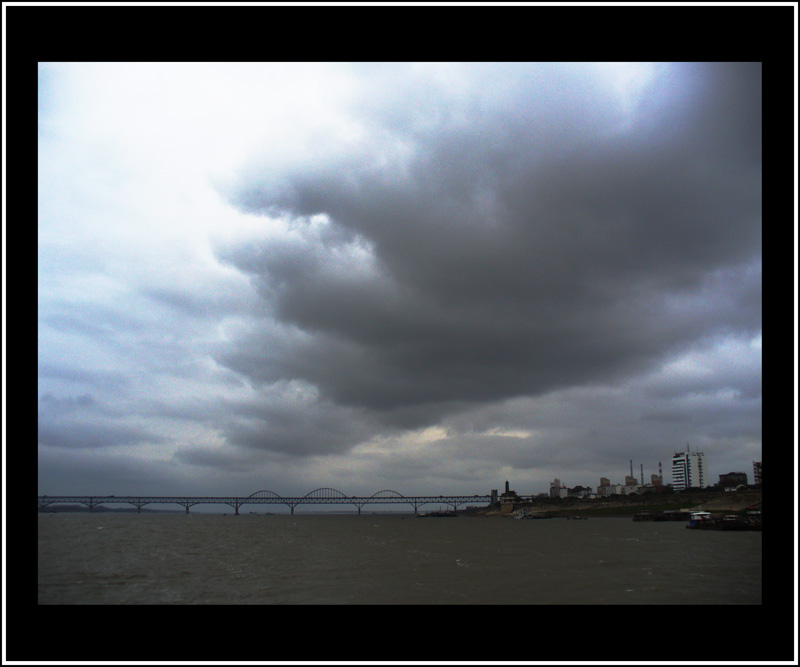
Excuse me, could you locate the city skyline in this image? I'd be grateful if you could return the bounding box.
[37,62,762,498]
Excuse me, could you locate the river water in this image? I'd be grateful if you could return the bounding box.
[38,512,761,605]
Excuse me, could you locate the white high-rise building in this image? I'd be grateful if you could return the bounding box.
[671,448,707,491]
[753,461,762,486]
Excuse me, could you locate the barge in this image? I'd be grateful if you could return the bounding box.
[633,510,666,522]
[686,511,762,531]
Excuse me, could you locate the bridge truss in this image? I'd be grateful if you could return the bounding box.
[37,489,492,514]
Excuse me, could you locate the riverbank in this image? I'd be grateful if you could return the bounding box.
[473,489,762,518]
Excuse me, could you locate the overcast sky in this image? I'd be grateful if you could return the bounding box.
[37,62,762,500]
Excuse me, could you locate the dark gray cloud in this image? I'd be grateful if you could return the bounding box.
[37,414,166,451]
[215,383,380,456]
[217,63,761,449]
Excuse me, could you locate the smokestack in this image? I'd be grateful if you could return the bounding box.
[630,460,633,478]
[641,464,644,484]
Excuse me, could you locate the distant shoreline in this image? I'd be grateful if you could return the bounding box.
[474,489,762,518]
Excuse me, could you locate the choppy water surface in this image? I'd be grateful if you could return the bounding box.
[38,513,761,604]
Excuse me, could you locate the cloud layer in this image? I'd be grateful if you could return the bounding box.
[37,62,762,497]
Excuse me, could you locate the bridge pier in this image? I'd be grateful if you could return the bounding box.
[178,502,198,515]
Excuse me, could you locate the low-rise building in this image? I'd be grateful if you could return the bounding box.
[718,471,748,490]
[597,482,624,496]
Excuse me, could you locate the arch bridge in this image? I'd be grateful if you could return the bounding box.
[37,489,492,514]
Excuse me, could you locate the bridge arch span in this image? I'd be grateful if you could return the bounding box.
[367,489,408,500]
[245,490,285,501]
[300,487,350,501]
[240,489,293,513]
[366,489,420,512]
[298,487,363,513]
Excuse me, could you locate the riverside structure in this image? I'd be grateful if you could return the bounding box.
[37,488,492,515]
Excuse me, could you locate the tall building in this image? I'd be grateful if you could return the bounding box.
[500,480,518,504]
[753,461,762,486]
[550,478,567,498]
[672,447,707,491]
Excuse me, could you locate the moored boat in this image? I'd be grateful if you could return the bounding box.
[686,511,714,528]
[719,514,750,531]
[685,511,762,531]
[745,517,763,531]
[745,511,762,531]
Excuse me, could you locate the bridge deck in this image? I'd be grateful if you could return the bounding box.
[37,493,493,513]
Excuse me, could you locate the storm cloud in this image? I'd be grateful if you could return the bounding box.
[37,62,762,497]
[217,63,760,427]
